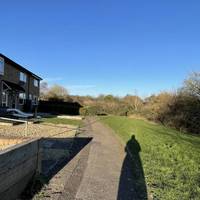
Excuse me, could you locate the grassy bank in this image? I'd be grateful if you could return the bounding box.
[42,117,82,126]
[101,116,200,200]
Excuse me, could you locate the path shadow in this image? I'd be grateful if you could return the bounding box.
[117,135,147,200]
[20,137,92,199]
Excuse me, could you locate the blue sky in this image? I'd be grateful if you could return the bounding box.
[0,0,200,97]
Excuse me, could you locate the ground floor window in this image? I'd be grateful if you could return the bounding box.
[2,92,8,107]
[19,93,26,105]
[33,95,38,105]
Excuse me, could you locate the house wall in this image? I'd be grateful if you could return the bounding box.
[29,76,40,97]
[0,63,18,107]
[3,63,20,84]
[1,63,28,110]
[0,61,40,111]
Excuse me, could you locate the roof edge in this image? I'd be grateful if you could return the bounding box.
[0,53,43,80]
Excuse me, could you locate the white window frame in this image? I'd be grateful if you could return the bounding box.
[34,79,39,87]
[20,72,27,83]
[19,93,26,105]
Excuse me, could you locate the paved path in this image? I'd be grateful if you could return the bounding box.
[63,117,138,200]
[31,117,145,200]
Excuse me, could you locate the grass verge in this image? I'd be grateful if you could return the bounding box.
[101,116,200,200]
[41,117,82,126]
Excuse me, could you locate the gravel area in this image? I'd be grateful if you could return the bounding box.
[0,123,77,138]
[0,137,27,150]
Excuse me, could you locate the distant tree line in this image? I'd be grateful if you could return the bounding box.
[142,72,200,134]
[40,72,200,134]
[40,82,73,102]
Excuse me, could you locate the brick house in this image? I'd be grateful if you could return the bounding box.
[0,54,42,112]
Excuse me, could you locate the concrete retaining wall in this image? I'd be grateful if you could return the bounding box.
[0,138,40,200]
[0,137,75,200]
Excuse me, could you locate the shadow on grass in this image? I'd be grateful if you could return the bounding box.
[20,137,92,199]
[118,135,147,200]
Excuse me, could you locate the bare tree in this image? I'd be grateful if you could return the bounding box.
[183,72,200,98]
[123,95,143,111]
[40,81,49,100]
[46,84,69,101]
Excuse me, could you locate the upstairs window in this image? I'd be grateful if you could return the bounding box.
[20,72,27,82]
[0,57,4,75]
[34,79,39,87]
[19,93,26,105]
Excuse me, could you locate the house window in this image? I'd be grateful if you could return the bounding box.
[2,92,8,107]
[20,72,27,82]
[34,79,39,87]
[0,57,4,75]
[19,93,26,105]
[29,94,32,100]
[33,95,38,105]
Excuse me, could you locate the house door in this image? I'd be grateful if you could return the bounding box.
[11,94,17,108]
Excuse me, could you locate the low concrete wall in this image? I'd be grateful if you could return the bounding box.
[0,137,75,200]
[0,138,40,200]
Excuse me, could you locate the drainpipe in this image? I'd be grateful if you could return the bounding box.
[27,75,30,112]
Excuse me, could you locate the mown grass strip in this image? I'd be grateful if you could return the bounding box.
[101,116,200,200]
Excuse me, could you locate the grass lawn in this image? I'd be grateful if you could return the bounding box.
[101,116,200,200]
[41,117,83,126]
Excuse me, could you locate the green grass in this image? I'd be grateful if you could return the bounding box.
[41,117,82,126]
[101,116,200,200]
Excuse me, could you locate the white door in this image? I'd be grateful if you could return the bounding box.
[2,92,8,107]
